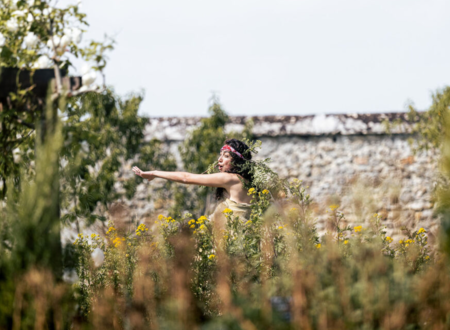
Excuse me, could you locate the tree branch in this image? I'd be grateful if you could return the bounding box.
[12,115,35,129]
[50,86,106,101]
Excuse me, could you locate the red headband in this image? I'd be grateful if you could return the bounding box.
[221,145,244,159]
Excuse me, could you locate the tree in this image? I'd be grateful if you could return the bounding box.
[0,0,176,285]
[406,86,450,151]
[59,90,177,229]
[0,0,176,227]
[0,0,109,198]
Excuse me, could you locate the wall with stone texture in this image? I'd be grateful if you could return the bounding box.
[62,113,439,243]
[133,113,438,239]
[256,135,437,237]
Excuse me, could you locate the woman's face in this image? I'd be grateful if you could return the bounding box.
[218,151,233,172]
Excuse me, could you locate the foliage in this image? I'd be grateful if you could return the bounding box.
[406,87,450,151]
[1,2,450,328]
[406,87,450,261]
[236,138,289,196]
[0,95,73,328]
[0,0,176,226]
[0,111,447,328]
[59,90,176,228]
[4,94,63,274]
[58,180,440,329]
[0,0,89,69]
[0,4,176,328]
[0,0,107,198]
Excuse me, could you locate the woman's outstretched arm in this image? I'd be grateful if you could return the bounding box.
[132,167,239,188]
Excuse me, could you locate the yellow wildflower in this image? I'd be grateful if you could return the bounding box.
[386,236,393,243]
[344,240,349,245]
[137,232,141,236]
[188,219,195,225]
[425,256,430,260]
[112,237,122,247]
[405,244,409,247]
[329,204,339,211]
[78,233,83,238]
[278,226,283,230]
[417,228,426,234]
[199,224,206,230]
[91,233,97,239]
[198,216,208,222]
[245,220,252,225]
[354,226,362,233]
[158,214,164,220]
[222,208,233,214]
[126,254,129,257]
[316,243,321,249]
[208,254,216,260]
[248,188,256,195]
[262,189,269,195]
[290,208,297,212]
[136,224,148,233]
[106,227,116,234]
[190,224,195,229]
[399,240,404,244]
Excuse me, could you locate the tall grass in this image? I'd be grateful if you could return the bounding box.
[67,186,447,330]
[1,106,450,329]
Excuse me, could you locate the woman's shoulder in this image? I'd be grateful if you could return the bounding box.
[228,172,248,184]
[218,172,244,184]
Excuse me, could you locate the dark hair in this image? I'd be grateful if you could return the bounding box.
[215,138,253,200]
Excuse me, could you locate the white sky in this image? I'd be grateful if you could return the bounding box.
[79,0,450,117]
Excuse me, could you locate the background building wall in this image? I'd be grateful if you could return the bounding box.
[83,113,438,243]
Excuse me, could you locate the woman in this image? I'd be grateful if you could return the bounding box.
[132,139,254,227]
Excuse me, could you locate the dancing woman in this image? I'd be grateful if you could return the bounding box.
[132,138,254,225]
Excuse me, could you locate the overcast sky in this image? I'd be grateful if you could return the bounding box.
[78,0,450,117]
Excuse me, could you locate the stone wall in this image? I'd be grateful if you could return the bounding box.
[135,113,438,239]
[257,135,437,237]
[62,113,438,243]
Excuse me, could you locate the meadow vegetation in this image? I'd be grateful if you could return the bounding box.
[2,113,450,328]
[2,0,450,329]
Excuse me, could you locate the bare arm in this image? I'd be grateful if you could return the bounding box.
[132,167,239,188]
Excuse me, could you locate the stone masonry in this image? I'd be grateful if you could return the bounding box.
[135,113,439,240]
[62,113,439,245]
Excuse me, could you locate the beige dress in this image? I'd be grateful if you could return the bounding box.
[209,198,252,232]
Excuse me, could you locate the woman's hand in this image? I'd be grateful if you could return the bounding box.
[132,166,155,181]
